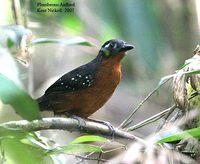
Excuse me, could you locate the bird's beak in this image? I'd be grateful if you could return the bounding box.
[121,43,134,52]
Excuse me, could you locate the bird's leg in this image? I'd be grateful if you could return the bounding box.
[64,113,115,137]
[64,112,86,131]
[86,118,115,137]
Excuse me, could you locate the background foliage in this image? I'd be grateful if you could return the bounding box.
[0,0,199,163]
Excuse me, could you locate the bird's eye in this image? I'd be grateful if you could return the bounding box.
[110,43,117,49]
[103,42,117,49]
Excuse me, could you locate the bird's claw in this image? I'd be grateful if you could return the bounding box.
[101,121,115,138]
[64,113,115,137]
[87,118,115,138]
[64,113,86,131]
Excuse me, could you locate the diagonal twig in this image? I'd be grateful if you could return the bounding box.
[118,77,172,129]
[156,104,177,132]
[11,0,23,25]
[125,107,173,132]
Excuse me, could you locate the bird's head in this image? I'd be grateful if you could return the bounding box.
[98,39,134,59]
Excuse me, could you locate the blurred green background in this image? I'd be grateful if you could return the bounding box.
[0,0,199,137]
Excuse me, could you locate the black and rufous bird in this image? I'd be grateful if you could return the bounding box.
[37,39,134,118]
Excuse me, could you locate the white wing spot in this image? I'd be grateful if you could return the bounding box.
[61,83,64,85]
[71,78,75,80]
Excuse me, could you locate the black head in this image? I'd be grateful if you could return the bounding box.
[99,39,134,58]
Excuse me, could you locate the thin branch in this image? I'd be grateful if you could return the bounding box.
[125,107,173,132]
[74,154,107,162]
[97,152,102,164]
[82,141,125,163]
[23,0,30,27]
[1,117,144,143]
[156,104,177,132]
[11,0,23,25]
[118,77,172,129]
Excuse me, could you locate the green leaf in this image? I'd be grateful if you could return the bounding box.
[6,38,14,48]
[29,37,93,47]
[184,70,200,75]
[2,139,53,164]
[0,74,41,121]
[0,127,53,164]
[70,135,107,144]
[156,127,200,144]
[46,143,102,155]
[178,62,190,70]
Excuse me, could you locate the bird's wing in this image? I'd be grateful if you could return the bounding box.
[44,63,97,95]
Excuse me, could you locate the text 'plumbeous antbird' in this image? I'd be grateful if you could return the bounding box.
[37,39,134,118]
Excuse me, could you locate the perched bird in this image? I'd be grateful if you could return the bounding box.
[37,39,134,118]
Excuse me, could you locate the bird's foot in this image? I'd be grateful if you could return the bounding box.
[64,113,86,131]
[87,118,115,138]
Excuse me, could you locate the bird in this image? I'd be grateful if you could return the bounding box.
[37,39,134,119]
